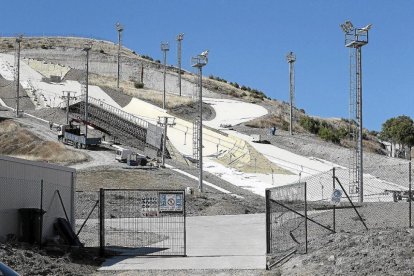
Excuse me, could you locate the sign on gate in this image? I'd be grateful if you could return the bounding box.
[159,192,184,212]
[141,193,159,217]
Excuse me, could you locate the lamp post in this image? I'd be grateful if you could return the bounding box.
[176,33,184,96]
[116,22,124,88]
[15,35,22,117]
[83,44,92,140]
[191,51,208,192]
[161,42,170,109]
[340,21,371,203]
[286,51,296,135]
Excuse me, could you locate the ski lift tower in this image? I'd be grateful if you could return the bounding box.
[340,21,371,203]
[191,51,208,192]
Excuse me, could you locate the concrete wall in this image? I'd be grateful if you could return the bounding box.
[0,155,75,242]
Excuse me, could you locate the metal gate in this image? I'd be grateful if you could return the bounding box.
[99,189,186,256]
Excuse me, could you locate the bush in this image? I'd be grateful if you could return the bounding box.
[99,49,105,54]
[41,44,48,49]
[299,116,320,134]
[134,82,144,89]
[318,127,340,143]
[282,120,289,131]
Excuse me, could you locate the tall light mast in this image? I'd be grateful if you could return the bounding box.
[161,42,170,109]
[116,22,124,88]
[286,52,296,135]
[176,33,184,97]
[340,21,371,203]
[191,51,208,192]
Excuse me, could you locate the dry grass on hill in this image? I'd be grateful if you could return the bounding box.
[90,73,193,109]
[0,119,87,164]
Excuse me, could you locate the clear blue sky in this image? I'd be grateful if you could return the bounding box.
[1,0,413,131]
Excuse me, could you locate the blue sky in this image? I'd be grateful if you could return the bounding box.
[1,0,413,131]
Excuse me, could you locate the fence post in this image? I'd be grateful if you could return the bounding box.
[183,191,187,256]
[99,189,105,257]
[332,168,336,232]
[409,162,412,228]
[39,179,44,249]
[265,189,271,255]
[304,182,308,254]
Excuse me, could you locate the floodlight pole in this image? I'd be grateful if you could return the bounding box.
[286,52,296,135]
[192,54,208,192]
[15,35,22,117]
[176,33,184,96]
[62,91,77,124]
[116,23,124,89]
[341,21,371,203]
[158,116,176,167]
[83,45,91,139]
[161,42,170,109]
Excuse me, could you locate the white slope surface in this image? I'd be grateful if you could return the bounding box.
[203,98,268,129]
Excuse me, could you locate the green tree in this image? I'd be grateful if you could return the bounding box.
[379,115,414,158]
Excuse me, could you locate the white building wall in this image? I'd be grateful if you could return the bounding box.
[0,155,75,241]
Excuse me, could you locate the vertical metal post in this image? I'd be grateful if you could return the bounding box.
[183,191,187,256]
[357,47,364,203]
[66,92,70,124]
[116,23,123,88]
[140,63,144,83]
[39,180,44,248]
[332,168,336,232]
[15,36,22,117]
[177,33,184,96]
[162,117,168,166]
[198,66,203,192]
[84,47,90,139]
[161,43,169,109]
[265,189,271,255]
[409,162,412,228]
[286,52,296,135]
[304,182,308,254]
[99,188,105,257]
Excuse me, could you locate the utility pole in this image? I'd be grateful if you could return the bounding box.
[157,116,176,167]
[83,44,92,139]
[116,22,124,89]
[340,21,371,203]
[176,33,184,96]
[191,51,208,192]
[286,52,296,135]
[161,42,170,109]
[15,35,22,117]
[61,91,77,124]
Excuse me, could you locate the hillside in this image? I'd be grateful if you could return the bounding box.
[0,36,410,275]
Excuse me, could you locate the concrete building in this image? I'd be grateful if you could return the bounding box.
[0,155,75,243]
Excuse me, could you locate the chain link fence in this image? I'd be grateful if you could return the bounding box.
[266,162,413,269]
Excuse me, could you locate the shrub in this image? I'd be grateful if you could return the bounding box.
[134,81,144,89]
[282,120,289,131]
[41,44,48,49]
[318,127,340,143]
[299,116,320,134]
[99,49,105,54]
